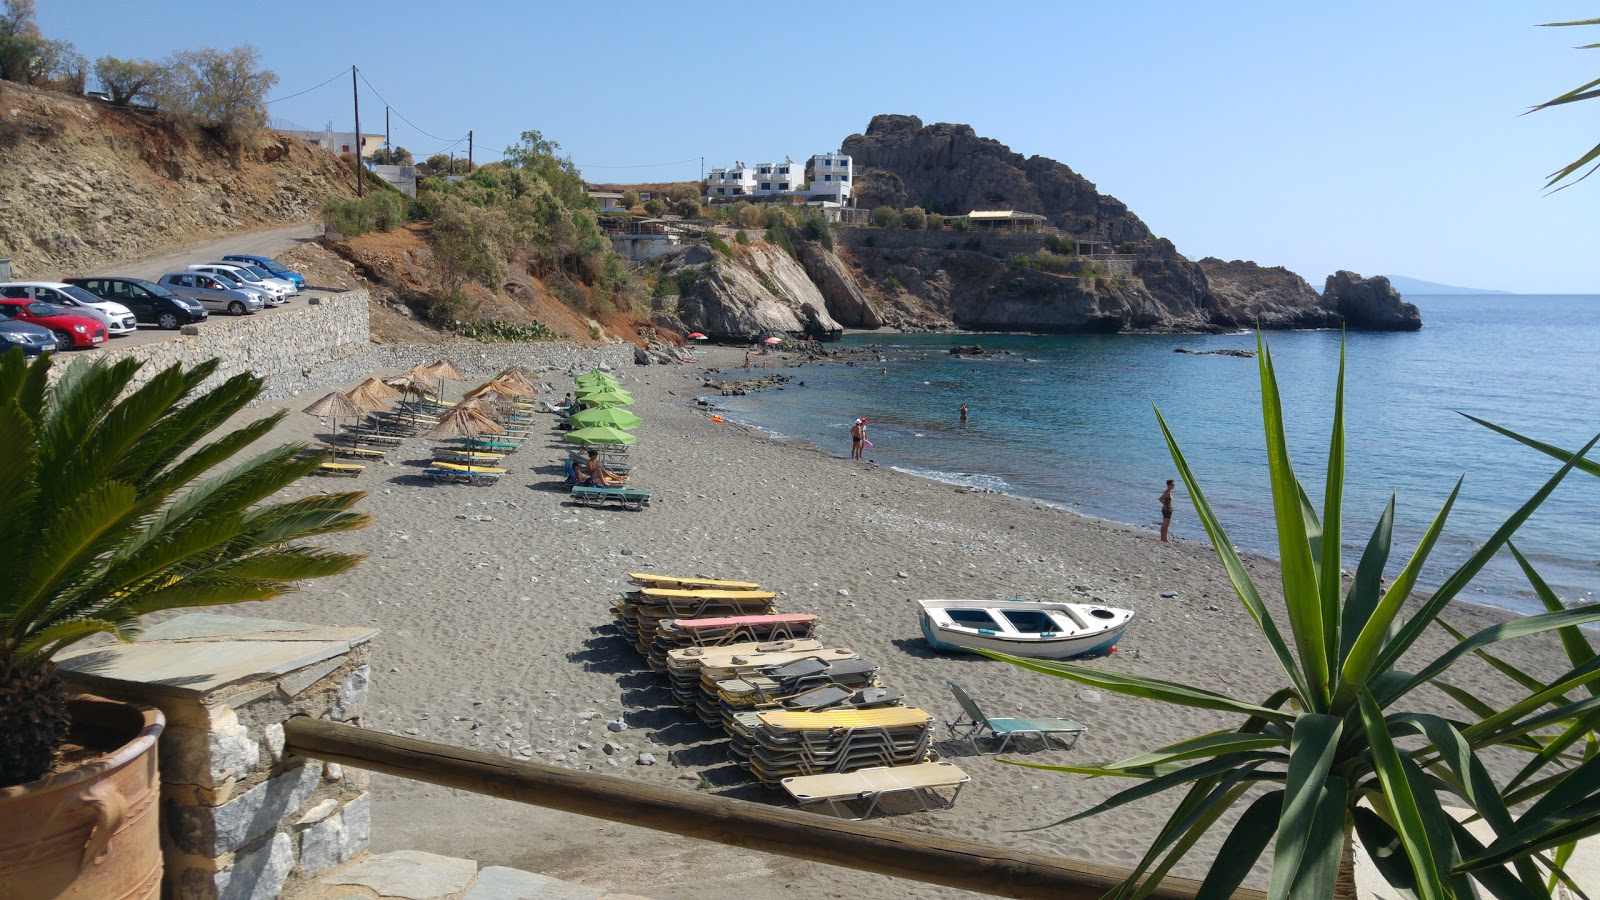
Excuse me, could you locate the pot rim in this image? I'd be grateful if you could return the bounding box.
[0,695,164,799]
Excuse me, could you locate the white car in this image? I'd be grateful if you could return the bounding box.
[188,264,291,305]
[0,281,138,335]
[232,262,299,296]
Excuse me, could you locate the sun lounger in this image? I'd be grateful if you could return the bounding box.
[319,443,386,460]
[434,450,507,465]
[312,461,364,478]
[570,485,651,510]
[628,573,763,591]
[782,761,970,819]
[946,680,1086,751]
[423,463,507,486]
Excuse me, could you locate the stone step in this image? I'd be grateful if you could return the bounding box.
[302,849,656,900]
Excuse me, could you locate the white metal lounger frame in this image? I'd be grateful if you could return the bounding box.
[782,763,970,820]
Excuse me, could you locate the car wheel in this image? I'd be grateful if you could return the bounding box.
[53,330,73,350]
[228,301,246,316]
[158,313,179,330]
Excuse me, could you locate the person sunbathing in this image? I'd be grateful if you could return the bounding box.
[585,449,626,487]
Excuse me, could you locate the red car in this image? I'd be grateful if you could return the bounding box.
[0,298,107,349]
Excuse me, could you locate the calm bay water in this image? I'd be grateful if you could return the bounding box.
[709,295,1600,615]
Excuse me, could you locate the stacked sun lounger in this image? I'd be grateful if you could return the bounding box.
[728,707,936,785]
[643,614,820,672]
[423,462,506,485]
[613,588,778,653]
[666,644,850,714]
[713,657,885,726]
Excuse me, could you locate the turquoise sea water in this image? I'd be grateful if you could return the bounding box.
[708,295,1600,616]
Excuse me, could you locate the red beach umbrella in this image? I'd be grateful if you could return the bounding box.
[687,332,708,340]
[762,337,782,345]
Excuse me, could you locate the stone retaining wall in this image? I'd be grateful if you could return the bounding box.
[834,226,1062,257]
[368,340,636,380]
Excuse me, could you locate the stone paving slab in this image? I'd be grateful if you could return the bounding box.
[55,613,378,698]
[322,850,478,899]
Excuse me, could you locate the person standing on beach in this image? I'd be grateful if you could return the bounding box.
[959,403,968,427]
[850,418,864,460]
[1159,479,1175,542]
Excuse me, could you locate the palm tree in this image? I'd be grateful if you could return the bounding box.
[0,351,369,786]
[987,335,1600,898]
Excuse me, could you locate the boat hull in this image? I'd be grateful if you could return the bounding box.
[917,601,1132,660]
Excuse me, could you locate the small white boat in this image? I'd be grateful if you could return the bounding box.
[917,598,1134,660]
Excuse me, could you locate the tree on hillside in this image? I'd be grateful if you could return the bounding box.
[622,189,640,209]
[666,183,700,205]
[871,205,900,228]
[643,198,667,216]
[370,146,414,166]
[0,0,39,83]
[502,130,585,207]
[159,45,277,147]
[673,198,701,219]
[900,206,927,230]
[94,56,162,106]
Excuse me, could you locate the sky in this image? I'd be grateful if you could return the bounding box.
[42,1,1600,293]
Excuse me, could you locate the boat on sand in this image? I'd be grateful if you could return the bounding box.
[917,598,1134,660]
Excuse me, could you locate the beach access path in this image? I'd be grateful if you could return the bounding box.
[190,345,1564,899]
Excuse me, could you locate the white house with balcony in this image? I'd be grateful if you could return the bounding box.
[751,159,801,196]
[805,152,852,204]
[706,162,758,199]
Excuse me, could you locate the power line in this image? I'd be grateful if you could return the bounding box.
[575,157,702,169]
[356,70,463,144]
[265,68,349,105]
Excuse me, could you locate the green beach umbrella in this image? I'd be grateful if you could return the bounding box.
[570,406,642,430]
[562,425,639,446]
[575,371,618,384]
[578,369,618,382]
[576,389,634,406]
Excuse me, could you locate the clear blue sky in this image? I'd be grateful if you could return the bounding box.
[44,1,1600,293]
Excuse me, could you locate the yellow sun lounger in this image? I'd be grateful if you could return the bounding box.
[433,450,506,463]
[633,589,779,603]
[757,707,932,732]
[628,573,764,591]
[319,443,386,460]
[313,461,364,478]
[781,762,970,820]
[429,462,508,475]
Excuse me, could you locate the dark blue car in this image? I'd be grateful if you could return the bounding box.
[220,255,306,290]
[0,308,58,356]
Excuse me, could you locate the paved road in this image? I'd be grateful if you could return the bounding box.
[80,223,331,349]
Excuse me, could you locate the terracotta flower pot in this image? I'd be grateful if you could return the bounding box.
[0,696,164,898]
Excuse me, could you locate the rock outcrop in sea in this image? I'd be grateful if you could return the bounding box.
[1323,271,1422,331]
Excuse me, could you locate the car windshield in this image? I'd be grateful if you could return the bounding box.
[256,259,290,275]
[220,267,261,283]
[29,302,70,317]
[209,273,242,288]
[60,285,107,305]
[132,279,181,299]
[245,265,277,280]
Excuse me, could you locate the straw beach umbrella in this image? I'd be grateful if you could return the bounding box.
[570,406,642,430]
[303,391,362,439]
[562,425,638,446]
[422,358,466,400]
[346,377,400,413]
[425,404,504,440]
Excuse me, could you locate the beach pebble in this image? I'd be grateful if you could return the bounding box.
[836,588,849,597]
[1205,604,1221,611]
[897,571,909,579]
[1160,591,1178,598]
[604,742,623,755]
[607,759,619,767]
[606,719,626,732]
[1078,690,1104,704]
[636,753,657,766]
[577,742,592,750]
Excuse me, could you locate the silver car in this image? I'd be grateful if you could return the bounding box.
[157,272,262,316]
[189,264,290,305]
[0,282,139,335]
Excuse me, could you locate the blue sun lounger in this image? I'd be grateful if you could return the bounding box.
[946,680,1086,751]
[570,485,651,510]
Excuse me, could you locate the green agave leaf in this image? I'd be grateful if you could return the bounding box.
[1336,477,1461,709]
[1014,753,1276,831]
[1465,652,1600,743]
[1542,17,1600,26]
[1318,341,1347,693]
[1462,414,1600,479]
[1463,800,1600,874]
[1339,495,1395,664]
[1101,731,1286,771]
[1352,807,1422,900]
[1360,691,1448,900]
[1509,543,1597,679]
[1195,790,1284,900]
[1155,404,1311,703]
[1398,607,1600,705]
[1436,618,1551,698]
[1287,775,1349,900]
[1256,331,1331,708]
[1434,680,1503,720]
[979,650,1295,720]
[1373,431,1600,688]
[1126,777,1257,900]
[5,480,138,641]
[1267,713,1344,899]
[1444,819,1548,900]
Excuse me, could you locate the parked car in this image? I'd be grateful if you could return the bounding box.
[0,298,107,348]
[188,264,290,305]
[231,262,299,296]
[221,254,306,290]
[64,277,209,330]
[0,282,138,336]
[156,272,262,316]
[0,308,58,356]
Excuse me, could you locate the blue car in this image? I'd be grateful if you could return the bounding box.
[220,254,306,290]
[0,307,59,356]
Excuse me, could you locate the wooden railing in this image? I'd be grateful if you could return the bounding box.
[284,718,1263,899]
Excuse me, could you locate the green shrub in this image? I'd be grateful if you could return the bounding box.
[951,217,971,232]
[900,206,927,230]
[734,229,750,246]
[706,232,732,257]
[643,198,667,216]
[1117,241,1138,254]
[320,192,408,238]
[762,206,795,229]
[735,202,764,228]
[674,198,702,218]
[420,291,473,326]
[927,212,943,230]
[765,224,797,260]
[456,318,555,342]
[674,267,703,296]
[871,206,900,228]
[622,189,640,209]
[1045,235,1076,255]
[799,214,834,249]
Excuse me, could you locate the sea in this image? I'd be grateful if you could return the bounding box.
[706,295,1600,617]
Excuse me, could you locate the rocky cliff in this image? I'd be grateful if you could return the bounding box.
[1323,271,1422,331]
[831,114,1419,333]
[651,241,843,341]
[0,81,356,279]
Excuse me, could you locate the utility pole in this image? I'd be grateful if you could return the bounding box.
[468,131,473,171]
[385,106,391,166]
[351,65,363,197]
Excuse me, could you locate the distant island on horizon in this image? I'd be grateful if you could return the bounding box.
[1383,275,1512,296]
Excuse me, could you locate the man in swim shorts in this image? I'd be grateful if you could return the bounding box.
[1160,479,1175,542]
[851,418,865,460]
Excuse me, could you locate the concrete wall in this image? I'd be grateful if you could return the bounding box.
[45,289,641,403]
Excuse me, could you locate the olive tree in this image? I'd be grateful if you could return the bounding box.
[94,56,163,106]
[159,45,277,147]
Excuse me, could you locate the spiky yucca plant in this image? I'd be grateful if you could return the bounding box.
[0,350,369,786]
[986,335,1600,898]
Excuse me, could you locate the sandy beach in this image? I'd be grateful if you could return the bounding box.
[197,344,1572,899]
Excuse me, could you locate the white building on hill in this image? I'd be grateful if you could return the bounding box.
[705,152,852,205]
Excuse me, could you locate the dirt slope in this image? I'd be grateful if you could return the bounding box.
[0,81,357,279]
